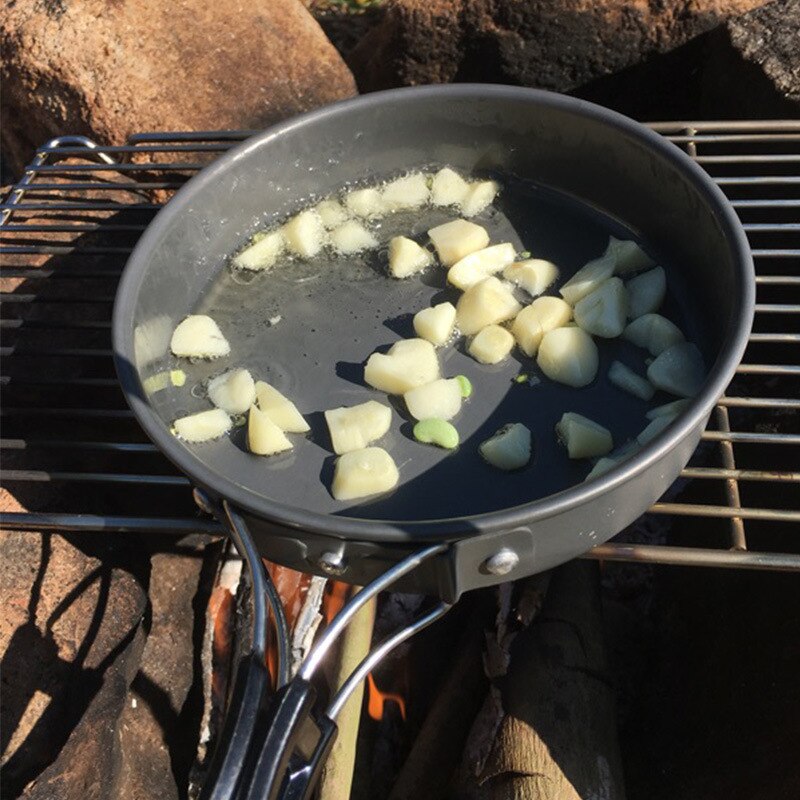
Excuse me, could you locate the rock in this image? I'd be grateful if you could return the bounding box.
[700,0,800,116]
[348,0,770,94]
[1,0,357,177]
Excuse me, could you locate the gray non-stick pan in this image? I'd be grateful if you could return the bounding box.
[113,85,754,601]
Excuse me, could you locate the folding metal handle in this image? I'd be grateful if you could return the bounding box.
[194,491,452,800]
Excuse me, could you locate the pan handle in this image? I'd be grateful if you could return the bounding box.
[195,492,451,800]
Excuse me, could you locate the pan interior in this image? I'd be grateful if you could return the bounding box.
[138,173,707,521]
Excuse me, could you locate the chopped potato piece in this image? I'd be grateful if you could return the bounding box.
[381,172,430,211]
[170,315,230,359]
[626,266,666,319]
[479,423,531,471]
[174,408,232,443]
[636,415,674,447]
[344,187,387,218]
[329,220,378,254]
[364,338,440,394]
[232,229,285,271]
[315,198,350,229]
[255,381,310,433]
[559,254,616,305]
[247,404,293,456]
[647,342,705,398]
[431,167,470,207]
[511,296,573,356]
[208,368,256,415]
[389,236,433,279]
[584,456,619,481]
[623,314,684,356]
[413,302,456,346]
[404,378,463,421]
[283,209,325,258]
[646,398,691,420]
[503,259,560,297]
[605,236,656,276]
[331,447,399,501]
[428,219,490,266]
[325,400,392,454]
[456,277,522,336]
[608,360,655,401]
[573,277,628,338]
[143,371,170,395]
[461,180,499,217]
[556,412,613,459]
[447,243,516,290]
[537,327,599,388]
[468,324,515,364]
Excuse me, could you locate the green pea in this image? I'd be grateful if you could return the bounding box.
[170,369,187,387]
[515,373,529,384]
[413,419,459,450]
[455,375,472,398]
[518,250,531,259]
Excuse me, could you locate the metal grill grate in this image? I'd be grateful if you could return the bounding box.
[2,123,799,570]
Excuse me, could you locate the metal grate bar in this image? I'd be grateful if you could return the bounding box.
[2,121,799,572]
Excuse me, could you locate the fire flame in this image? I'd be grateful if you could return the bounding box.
[366,673,407,721]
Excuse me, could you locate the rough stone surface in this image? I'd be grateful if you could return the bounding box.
[1,0,357,176]
[348,0,769,93]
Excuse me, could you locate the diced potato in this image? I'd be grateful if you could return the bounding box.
[626,266,666,319]
[608,360,655,401]
[174,408,232,443]
[636,415,674,447]
[647,342,705,398]
[404,378,463,421]
[329,220,378,254]
[431,167,470,207]
[468,324,515,364]
[623,314,684,356]
[331,447,399,501]
[428,219,490,266]
[324,400,392,454]
[503,259,560,297]
[364,338,440,394]
[479,423,531,471]
[171,315,230,359]
[247,404,293,456]
[511,296,573,356]
[388,236,433,279]
[283,209,325,258]
[447,243,516,290]
[344,187,387,218]
[232,229,285,271]
[208,368,256,415]
[584,456,619,481]
[537,327,599,388]
[556,412,613,459]
[645,398,691,421]
[315,198,350,229]
[413,302,456,346]
[143,371,170,395]
[255,381,310,433]
[559,254,616,305]
[573,277,628,338]
[456,277,522,336]
[381,172,430,211]
[605,236,655,276]
[461,180,499,217]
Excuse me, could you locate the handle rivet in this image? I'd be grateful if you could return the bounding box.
[483,548,519,576]
[318,551,347,576]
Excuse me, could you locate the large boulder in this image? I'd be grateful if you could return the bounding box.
[348,0,770,93]
[1,0,357,176]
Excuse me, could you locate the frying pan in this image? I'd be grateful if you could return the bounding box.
[113,85,753,601]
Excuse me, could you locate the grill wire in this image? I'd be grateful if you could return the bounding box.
[1,123,798,570]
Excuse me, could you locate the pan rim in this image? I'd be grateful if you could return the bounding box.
[113,84,755,544]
